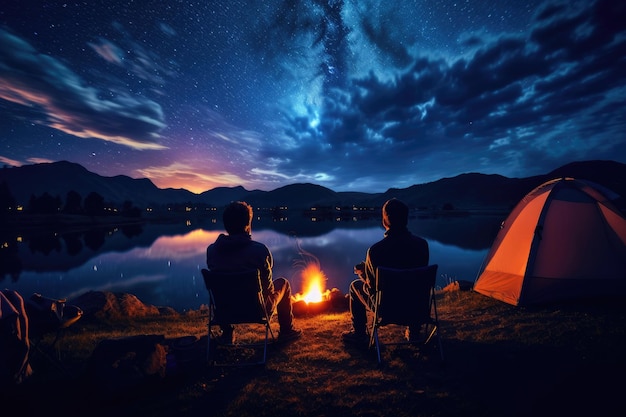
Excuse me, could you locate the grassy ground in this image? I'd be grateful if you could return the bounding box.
[4,289,626,417]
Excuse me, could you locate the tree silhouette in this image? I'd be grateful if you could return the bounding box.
[62,232,84,256]
[0,181,16,212]
[0,231,22,281]
[121,200,142,218]
[84,192,105,216]
[84,228,106,250]
[28,232,62,255]
[64,190,82,214]
[28,192,62,214]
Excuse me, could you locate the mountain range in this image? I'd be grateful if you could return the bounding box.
[1,160,625,212]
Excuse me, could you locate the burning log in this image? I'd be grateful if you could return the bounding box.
[292,288,348,316]
[289,240,349,316]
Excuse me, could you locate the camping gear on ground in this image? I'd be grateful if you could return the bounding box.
[474,177,626,306]
[369,264,444,365]
[21,293,83,377]
[26,293,83,334]
[0,289,32,386]
[26,293,83,359]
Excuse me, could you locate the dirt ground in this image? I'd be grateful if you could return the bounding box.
[3,290,625,417]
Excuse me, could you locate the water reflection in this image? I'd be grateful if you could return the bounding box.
[0,214,504,312]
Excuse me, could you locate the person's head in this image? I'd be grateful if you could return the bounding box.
[222,201,253,235]
[382,198,409,230]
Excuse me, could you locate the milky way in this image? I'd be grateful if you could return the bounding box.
[1,0,625,193]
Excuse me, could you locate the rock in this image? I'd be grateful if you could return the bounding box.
[84,334,167,392]
[70,291,167,321]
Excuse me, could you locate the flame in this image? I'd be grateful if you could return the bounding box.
[290,237,331,304]
[293,263,329,304]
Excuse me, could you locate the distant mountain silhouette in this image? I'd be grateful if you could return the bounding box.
[0,160,196,208]
[375,173,540,211]
[246,183,341,209]
[198,185,250,206]
[1,159,624,212]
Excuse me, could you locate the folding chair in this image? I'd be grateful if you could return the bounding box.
[369,264,444,365]
[201,268,275,366]
[26,293,83,368]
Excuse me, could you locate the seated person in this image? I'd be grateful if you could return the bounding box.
[343,198,429,345]
[206,201,302,344]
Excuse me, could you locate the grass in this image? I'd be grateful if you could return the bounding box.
[5,289,626,417]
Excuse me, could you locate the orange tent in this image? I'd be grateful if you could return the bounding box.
[474,177,626,306]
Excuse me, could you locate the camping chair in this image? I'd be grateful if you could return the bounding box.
[369,264,444,365]
[201,268,275,367]
[26,293,83,362]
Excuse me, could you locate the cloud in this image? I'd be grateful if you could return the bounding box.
[0,156,55,167]
[0,28,167,150]
[268,0,626,188]
[26,157,55,165]
[1,1,624,194]
[88,38,124,65]
[135,162,248,194]
[0,155,22,167]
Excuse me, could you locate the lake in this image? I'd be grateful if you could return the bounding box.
[0,213,505,312]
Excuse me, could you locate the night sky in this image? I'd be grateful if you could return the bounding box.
[1,0,625,193]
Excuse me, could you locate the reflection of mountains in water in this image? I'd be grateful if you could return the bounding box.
[255,213,505,250]
[0,222,184,280]
[0,214,504,282]
[253,215,382,237]
[414,214,504,251]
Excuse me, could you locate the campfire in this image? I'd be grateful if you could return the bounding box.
[290,254,347,316]
[292,263,331,304]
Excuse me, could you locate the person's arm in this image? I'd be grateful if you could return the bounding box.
[364,249,376,292]
[259,250,274,296]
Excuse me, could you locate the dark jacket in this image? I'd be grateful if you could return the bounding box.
[206,233,274,296]
[364,226,429,292]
